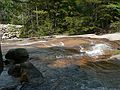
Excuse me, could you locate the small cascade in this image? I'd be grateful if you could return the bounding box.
[79,46,86,55]
[85,44,112,57]
[55,43,112,60]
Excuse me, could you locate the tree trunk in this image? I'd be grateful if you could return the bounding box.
[36,6,39,27]
[0,33,3,74]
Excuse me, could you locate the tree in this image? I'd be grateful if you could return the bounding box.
[0,32,3,75]
[1,0,120,36]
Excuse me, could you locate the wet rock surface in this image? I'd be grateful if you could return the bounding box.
[1,37,120,90]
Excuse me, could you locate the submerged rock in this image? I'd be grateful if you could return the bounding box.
[20,62,44,84]
[1,85,17,90]
[8,62,44,84]
[0,62,44,90]
[88,80,103,88]
[8,65,22,78]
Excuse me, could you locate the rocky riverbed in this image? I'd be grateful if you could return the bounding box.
[1,34,120,90]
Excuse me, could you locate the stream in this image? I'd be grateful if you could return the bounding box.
[1,37,120,90]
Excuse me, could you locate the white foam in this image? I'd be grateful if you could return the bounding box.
[51,42,64,47]
[17,41,47,46]
[85,44,112,57]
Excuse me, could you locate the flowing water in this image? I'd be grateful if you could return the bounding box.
[1,37,120,90]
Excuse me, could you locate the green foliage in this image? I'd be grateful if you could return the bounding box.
[1,0,120,37]
[64,16,82,35]
[37,19,53,36]
[110,21,120,33]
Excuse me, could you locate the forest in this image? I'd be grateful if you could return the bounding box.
[0,0,120,37]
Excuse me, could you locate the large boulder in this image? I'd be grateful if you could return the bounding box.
[5,48,29,64]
